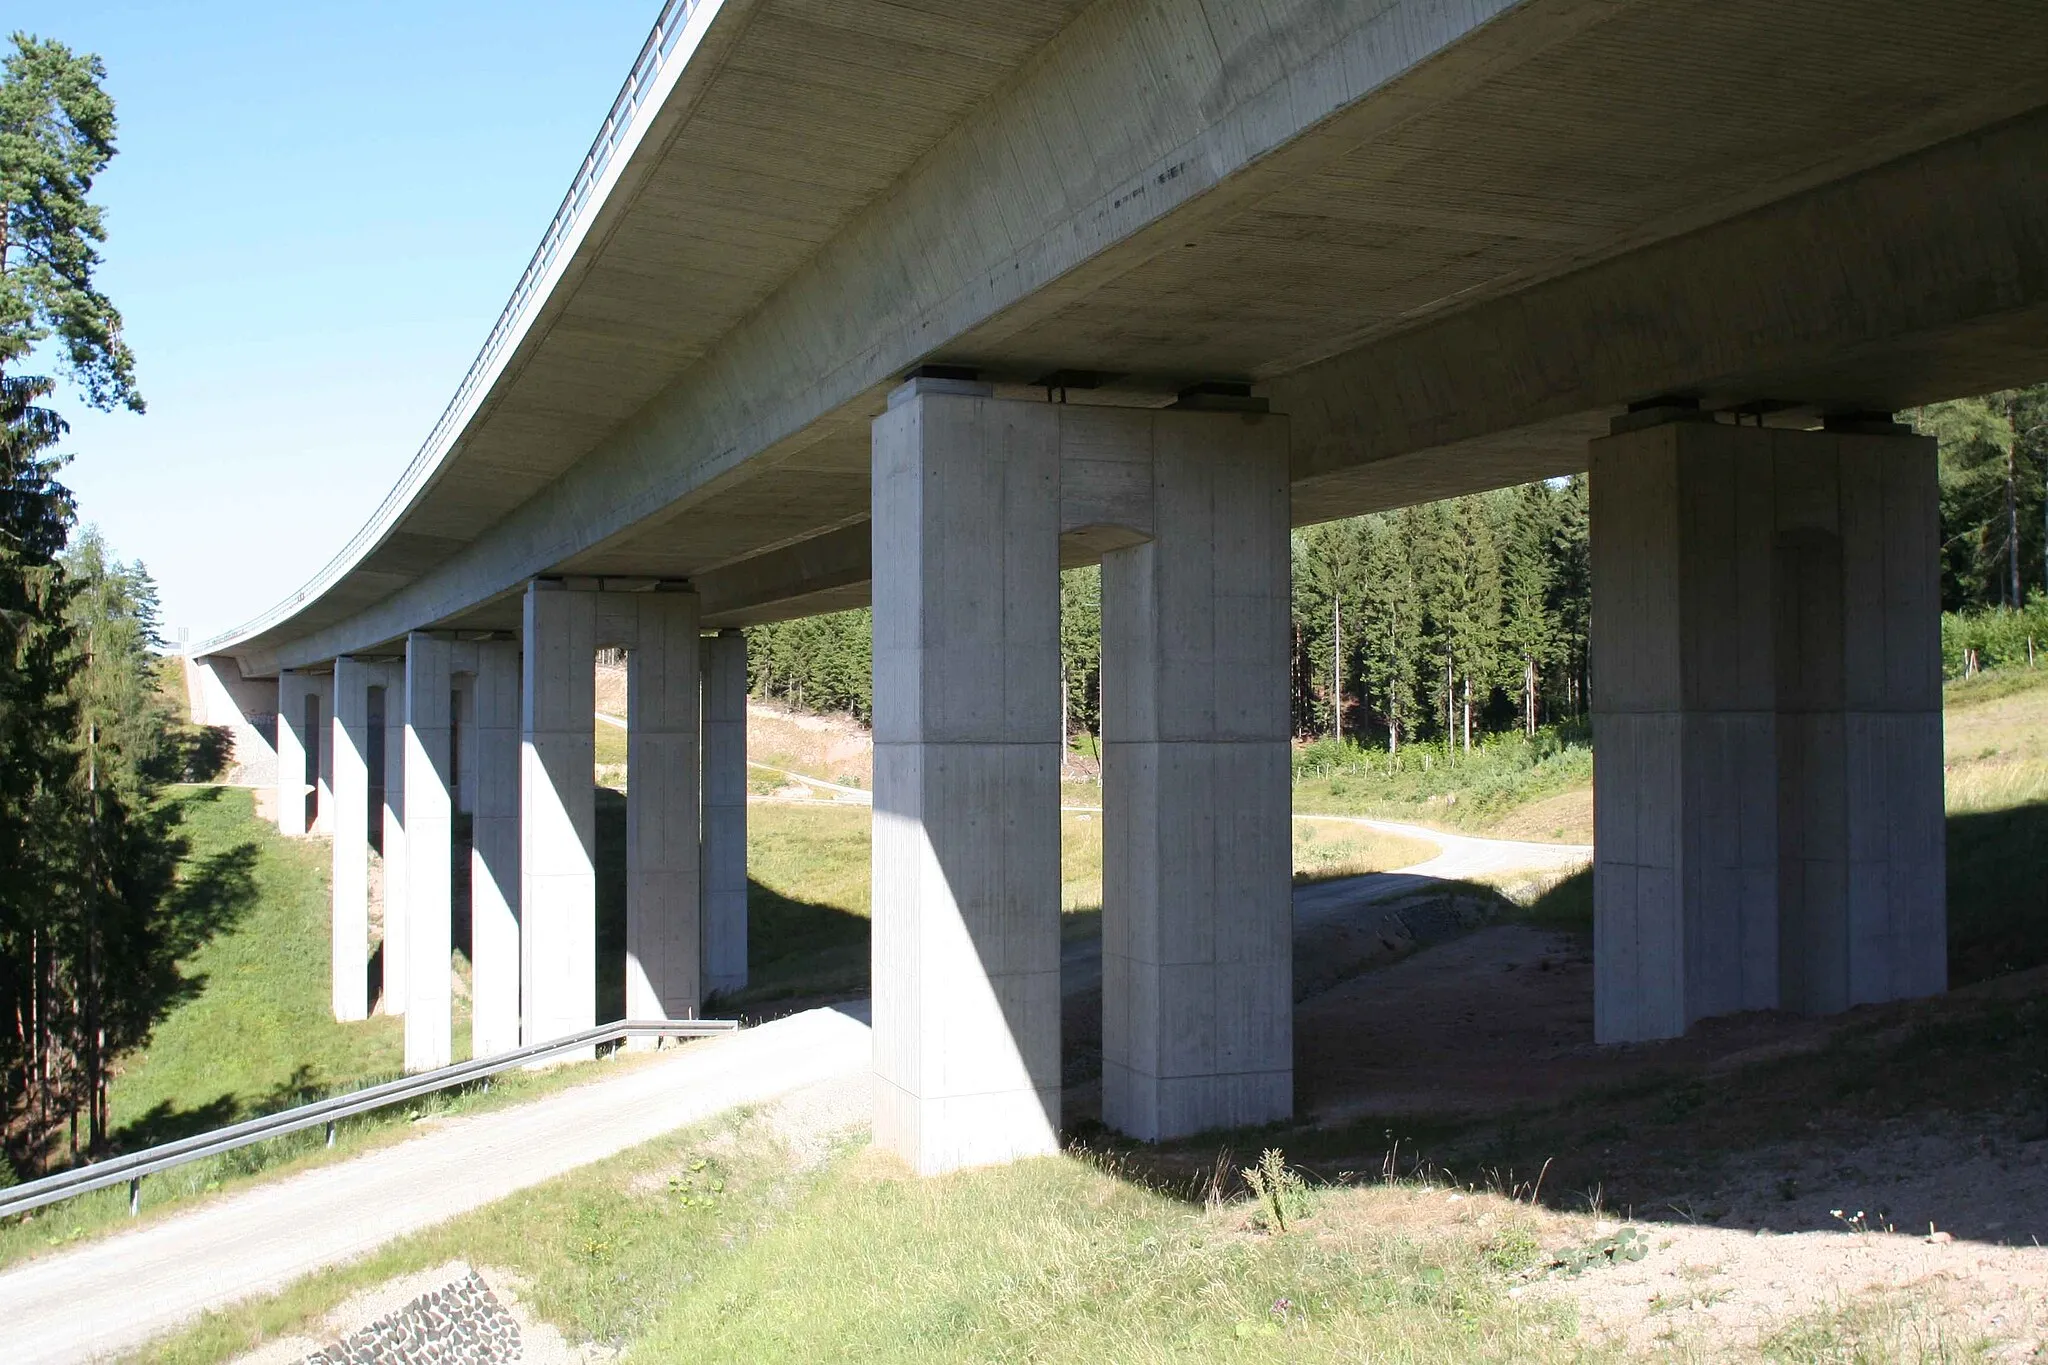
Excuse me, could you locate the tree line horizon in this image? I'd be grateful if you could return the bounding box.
[748,387,2048,748]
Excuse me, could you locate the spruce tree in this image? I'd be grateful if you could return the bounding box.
[1,32,148,1171]
[1501,482,1559,737]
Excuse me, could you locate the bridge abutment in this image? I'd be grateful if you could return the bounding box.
[1590,417,1945,1043]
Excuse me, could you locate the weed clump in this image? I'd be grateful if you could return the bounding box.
[1242,1148,1311,1232]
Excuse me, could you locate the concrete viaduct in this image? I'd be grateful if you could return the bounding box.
[191,0,2048,1173]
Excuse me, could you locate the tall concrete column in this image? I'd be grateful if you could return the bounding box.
[380,660,409,1014]
[522,581,598,1047]
[1099,410,1293,1141]
[404,633,455,1072]
[626,590,703,1022]
[1590,417,1944,1042]
[871,382,1062,1175]
[700,629,749,998]
[330,657,377,1022]
[470,640,522,1057]
[313,675,336,835]
[275,670,319,837]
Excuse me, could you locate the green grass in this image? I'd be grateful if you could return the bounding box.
[126,1107,819,1365]
[135,1114,1601,1365]
[0,785,634,1271]
[1291,727,1594,835]
[106,787,404,1146]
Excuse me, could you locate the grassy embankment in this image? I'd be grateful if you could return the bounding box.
[0,788,629,1269]
[103,671,2048,1362]
[138,1105,1621,1365]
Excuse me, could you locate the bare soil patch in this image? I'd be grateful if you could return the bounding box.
[1482,785,1596,844]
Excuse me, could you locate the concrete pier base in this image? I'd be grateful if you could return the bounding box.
[330,657,376,1022]
[1100,411,1293,1140]
[626,590,703,1023]
[470,640,522,1057]
[700,630,749,999]
[404,634,455,1072]
[522,581,598,1048]
[871,385,1062,1175]
[1590,418,1945,1043]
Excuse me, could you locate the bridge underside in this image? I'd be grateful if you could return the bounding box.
[201,0,2048,1172]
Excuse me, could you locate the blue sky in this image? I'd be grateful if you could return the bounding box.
[15,1,661,644]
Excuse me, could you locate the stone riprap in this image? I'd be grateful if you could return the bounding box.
[302,1270,518,1365]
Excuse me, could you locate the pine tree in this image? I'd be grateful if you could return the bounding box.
[62,529,183,1149]
[1913,387,2048,611]
[1,33,154,1172]
[1501,482,1559,737]
[0,375,85,1171]
[1292,522,1365,741]
[1058,566,1101,760]
[1359,512,1423,754]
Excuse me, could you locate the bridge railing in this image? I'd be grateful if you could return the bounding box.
[0,1018,737,1221]
[193,0,711,659]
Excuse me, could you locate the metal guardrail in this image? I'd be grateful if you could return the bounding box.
[193,0,711,658]
[0,1018,737,1221]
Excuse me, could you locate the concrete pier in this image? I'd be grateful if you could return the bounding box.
[626,590,703,1022]
[522,581,598,1047]
[379,660,409,1015]
[871,383,1062,1175]
[1100,410,1293,1140]
[404,634,456,1072]
[275,670,321,837]
[330,657,377,1022]
[1590,417,1945,1042]
[700,629,749,998]
[470,639,522,1057]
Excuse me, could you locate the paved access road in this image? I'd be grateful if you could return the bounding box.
[0,1007,872,1365]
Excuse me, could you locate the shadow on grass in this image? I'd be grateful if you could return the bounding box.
[1083,801,2048,1243]
[597,784,877,1019]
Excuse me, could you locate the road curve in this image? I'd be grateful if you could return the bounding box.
[0,1007,871,1365]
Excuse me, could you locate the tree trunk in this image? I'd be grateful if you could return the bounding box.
[1331,596,1343,744]
[2008,417,2022,608]
[1523,653,1538,738]
[1059,664,1069,777]
[1462,675,1473,754]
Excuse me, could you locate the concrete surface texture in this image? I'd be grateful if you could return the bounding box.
[1589,418,1945,1043]
[274,670,320,838]
[871,385,1064,1175]
[200,0,2048,669]
[329,657,376,1023]
[1101,409,1294,1141]
[404,633,456,1073]
[521,583,598,1049]
[379,659,410,1016]
[626,590,704,1022]
[700,630,749,996]
[469,640,522,1059]
[186,0,2021,1164]
[184,655,277,785]
[0,1008,872,1365]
